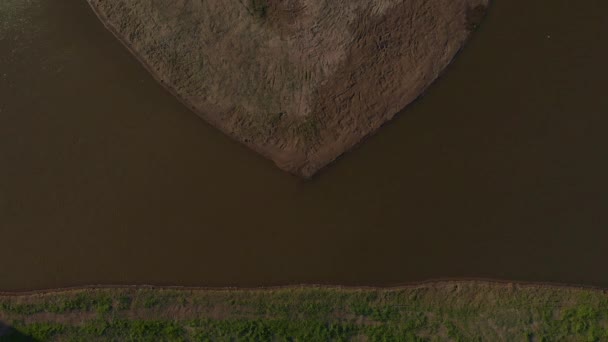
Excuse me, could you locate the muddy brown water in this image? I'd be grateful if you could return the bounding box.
[1,0,607,291]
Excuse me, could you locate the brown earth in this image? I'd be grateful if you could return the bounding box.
[86,0,488,177]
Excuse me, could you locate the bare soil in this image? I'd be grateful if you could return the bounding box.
[86,0,488,177]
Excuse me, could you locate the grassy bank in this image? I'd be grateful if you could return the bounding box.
[1,281,608,341]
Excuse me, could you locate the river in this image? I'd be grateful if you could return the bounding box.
[1,0,607,291]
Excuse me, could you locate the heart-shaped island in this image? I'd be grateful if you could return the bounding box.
[87,0,488,177]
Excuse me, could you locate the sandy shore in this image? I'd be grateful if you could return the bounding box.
[85,0,488,177]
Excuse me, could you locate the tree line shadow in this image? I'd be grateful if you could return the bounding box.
[0,321,39,342]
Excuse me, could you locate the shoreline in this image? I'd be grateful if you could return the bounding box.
[84,0,490,178]
[82,0,300,179]
[4,277,607,340]
[3,277,607,297]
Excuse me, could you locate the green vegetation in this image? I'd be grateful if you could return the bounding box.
[249,0,268,18]
[1,282,608,341]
